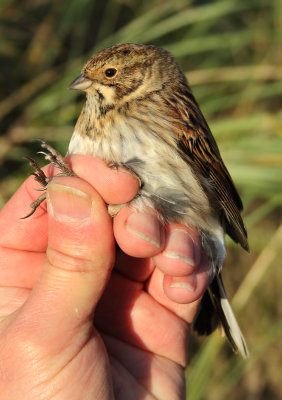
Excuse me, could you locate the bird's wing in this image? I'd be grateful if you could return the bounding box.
[165,88,249,251]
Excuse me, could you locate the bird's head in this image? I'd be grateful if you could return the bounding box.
[69,43,186,109]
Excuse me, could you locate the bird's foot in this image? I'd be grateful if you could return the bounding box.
[22,139,75,218]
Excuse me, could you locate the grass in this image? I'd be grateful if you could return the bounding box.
[0,0,281,398]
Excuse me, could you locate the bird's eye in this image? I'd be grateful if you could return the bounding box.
[105,68,117,78]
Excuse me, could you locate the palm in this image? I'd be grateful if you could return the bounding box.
[95,253,187,399]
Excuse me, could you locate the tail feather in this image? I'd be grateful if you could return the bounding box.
[194,273,249,359]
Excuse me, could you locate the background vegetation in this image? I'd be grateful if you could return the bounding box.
[0,0,281,398]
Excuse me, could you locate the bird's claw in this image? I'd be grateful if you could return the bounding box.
[35,139,73,176]
[23,140,75,218]
[21,193,47,219]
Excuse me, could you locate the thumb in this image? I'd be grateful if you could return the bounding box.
[21,176,115,348]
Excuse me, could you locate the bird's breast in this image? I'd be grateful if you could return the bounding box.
[69,115,211,220]
[68,114,226,269]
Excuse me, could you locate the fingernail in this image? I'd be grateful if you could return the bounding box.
[126,212,163,248]
[117,167,142,187]
[163,229,197,266]
[169,274,196,292]
[47,183,92,222]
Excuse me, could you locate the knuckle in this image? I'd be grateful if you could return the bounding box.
[46,247,96,273]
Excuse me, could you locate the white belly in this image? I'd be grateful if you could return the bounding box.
[68,120,226,270]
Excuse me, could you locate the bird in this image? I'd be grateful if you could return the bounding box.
[28,43,249,358]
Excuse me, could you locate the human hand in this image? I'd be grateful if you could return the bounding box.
[0,155,211,399]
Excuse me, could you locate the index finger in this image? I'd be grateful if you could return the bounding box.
[0,155,139,251]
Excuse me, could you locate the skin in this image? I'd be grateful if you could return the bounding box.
[0,155,212,400]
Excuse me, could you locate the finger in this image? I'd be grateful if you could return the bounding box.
[69,154,140,204]
[0,247,45,288]
[114,223,211,322]
[12,176,115,354]
[153,224,201,276]
[0,287,31,322]
[113,206,165,258]
[146,256,211,324]
[0,155,139,251]
[114,250,154,282]
[0,172,49,251]
[114,221,201,283]
[162,252,211,304]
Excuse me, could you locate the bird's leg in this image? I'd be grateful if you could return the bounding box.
[22,140,75,219]
[37,139,74,177]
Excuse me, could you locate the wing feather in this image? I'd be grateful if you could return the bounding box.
[165,88,249,251]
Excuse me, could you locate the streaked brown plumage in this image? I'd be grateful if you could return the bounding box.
[65,43,249,357]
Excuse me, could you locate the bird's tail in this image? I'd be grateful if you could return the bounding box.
[194,273,249,359]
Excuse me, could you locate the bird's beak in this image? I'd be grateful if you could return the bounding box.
[69,73,92,91]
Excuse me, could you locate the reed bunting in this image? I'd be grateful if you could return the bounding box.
[27,43,249,358]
